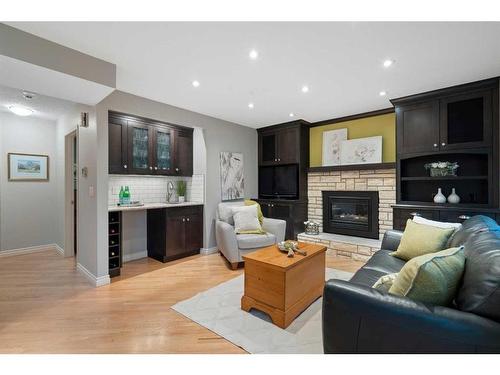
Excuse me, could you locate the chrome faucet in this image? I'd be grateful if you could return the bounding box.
[166,181,175,203]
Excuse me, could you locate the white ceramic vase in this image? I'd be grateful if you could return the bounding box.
[447,188,461,204]
[178,196,185,203]
[433,188,447,204]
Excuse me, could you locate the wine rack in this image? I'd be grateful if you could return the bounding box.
[108,211,122,277]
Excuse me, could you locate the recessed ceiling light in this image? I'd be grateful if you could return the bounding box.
[248,103,254,109]
[8,105,33,117]
[192,80,200,88]
[383,59,394,68]
[301,85,309,93]
[289,113,295,117]
[379,91,387,96]
[249,49,259,60]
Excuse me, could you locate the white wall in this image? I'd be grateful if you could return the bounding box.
[0,112,59,251]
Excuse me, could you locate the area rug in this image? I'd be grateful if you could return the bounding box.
[171,268,353,354]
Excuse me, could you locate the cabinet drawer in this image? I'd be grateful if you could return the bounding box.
[393,208,439,230]
[439,210,496,223]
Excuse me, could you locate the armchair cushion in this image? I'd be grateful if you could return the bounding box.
[237,232,276,249]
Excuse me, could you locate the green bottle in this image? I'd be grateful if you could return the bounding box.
[118,186,124,205]
[123,186,131,205]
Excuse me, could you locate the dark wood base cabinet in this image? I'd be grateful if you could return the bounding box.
[393,204,500,231]
[255,199,307,240]
[147,205,203,263]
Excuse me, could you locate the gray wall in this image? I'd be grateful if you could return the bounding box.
[0,112,59,251]
[95,90,258,276]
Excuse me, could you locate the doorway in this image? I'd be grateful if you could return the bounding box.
[64,130,78,257]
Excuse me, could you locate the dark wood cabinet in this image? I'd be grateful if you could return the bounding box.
[108,115,129,174]
[255,199,307,240]
[174,129,194,176]
[396,100,439,155]
[258,126,300,165]
[393,205,499,231]
[147,205,203,263]
[108,111,193,176]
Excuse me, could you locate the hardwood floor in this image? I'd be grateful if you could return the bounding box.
[0,249,363,354]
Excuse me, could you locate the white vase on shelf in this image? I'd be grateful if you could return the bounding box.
[447,188,461,204]
[433,188,447,204]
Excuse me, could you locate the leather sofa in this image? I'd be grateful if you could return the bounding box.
[322,215,500,353]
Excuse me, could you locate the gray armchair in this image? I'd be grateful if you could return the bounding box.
[215,201,286,269]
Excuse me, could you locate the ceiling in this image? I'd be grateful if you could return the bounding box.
[0,83,78,121]
[7,22,500,128]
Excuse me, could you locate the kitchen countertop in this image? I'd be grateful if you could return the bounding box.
[108,202,203,212]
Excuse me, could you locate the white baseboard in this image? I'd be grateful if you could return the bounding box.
[0,244,63,258]
[123,250,148,263]
[200,246,218,255]
[76,263,110,287]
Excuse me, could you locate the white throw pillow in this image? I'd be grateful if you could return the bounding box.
[413,215,462,230]
[232,205,262,234]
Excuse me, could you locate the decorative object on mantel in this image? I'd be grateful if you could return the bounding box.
[277,241,307,257]
[322,128,347,166]
[220,151,244,201]
[425,161,459,177]
[340,136,382,165]
[177,180,187,203]
[433,188,447,204]
[447,188,461,204]
[8,152,49,181]
[304,221,320,235]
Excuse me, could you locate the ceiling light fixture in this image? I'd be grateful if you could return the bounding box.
[379,91,387,96]
[248,103,254,109]
[383,59,394,68]
[301,85,309,93]
[249,49,259,60]
[192,80,200,87]
[8,105,33,117]
[289,113,295,117]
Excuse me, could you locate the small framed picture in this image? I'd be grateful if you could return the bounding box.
[8,153,49,181]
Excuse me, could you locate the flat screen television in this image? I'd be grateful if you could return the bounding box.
[259,165,298,199]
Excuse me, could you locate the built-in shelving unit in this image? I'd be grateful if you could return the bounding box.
[108,211,122,277]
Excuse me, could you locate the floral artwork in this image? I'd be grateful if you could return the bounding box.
[340,136,382,165]
[220,152,244,201]
[322,128,348,166]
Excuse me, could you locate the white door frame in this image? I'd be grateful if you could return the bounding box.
[64,129,78,258]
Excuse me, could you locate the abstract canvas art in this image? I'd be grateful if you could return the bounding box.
[322,128,347,166]
[220,152,244,201]
[340,136,382,165]
[8,153,49,181]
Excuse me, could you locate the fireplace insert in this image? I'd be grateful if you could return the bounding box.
[322,191,379,239]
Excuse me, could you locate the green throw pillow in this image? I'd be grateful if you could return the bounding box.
[389,246,465,306]
[373,273,398,293]
[390,219,455,261]
[245,199,264,225]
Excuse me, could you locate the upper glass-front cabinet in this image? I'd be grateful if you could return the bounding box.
[154,127,173,175]
[440,89,492,150]
[127,122,153,174]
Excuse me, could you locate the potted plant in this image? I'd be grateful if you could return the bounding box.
[177,180,187,203]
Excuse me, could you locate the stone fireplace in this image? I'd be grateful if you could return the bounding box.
[322,191,379,239]
[298,168,396,262]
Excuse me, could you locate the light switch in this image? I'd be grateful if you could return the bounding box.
[89,185,95,198]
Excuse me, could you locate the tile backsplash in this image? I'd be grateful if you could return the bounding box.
[108,174,204,206]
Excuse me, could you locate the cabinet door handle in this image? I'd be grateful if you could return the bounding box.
[278,158,281,162]
[182,218,186,222]
[154,166,158,170]
[149,166,153,170]
[175,168,179,172]
[441,142,446,146]
[124,164,128,169]
[458,215,471,220]
[410,212,421,217]
[186,218,190,222]
[433,143,438,148]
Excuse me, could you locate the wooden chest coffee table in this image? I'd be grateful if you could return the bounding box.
[241,242,327,329]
